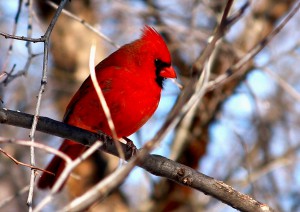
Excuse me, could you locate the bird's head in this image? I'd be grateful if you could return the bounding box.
[140,26,177,88]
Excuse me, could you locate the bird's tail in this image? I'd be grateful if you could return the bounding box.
[37,139,86,190]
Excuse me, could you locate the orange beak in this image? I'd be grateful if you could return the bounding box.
[159,66,177,79]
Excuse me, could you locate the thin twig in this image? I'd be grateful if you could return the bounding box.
[61,153,137,211]
[26,0,69,209]
[0,137,72,165]
[0,32,45,42]
[262,67,300,102]
[0,147,53,175]
[47,1,120,48]
[33,141,103,212]
[89,42,124,160]
[218,0,300,87]
[26,1,36,210]
[1,0,23,74]
[171,78,184,90]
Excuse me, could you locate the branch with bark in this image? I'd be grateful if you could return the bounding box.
[0,108,273,212]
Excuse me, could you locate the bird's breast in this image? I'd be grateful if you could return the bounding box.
[66,66,162,137]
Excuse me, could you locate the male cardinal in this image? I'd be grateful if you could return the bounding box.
[38,25,176,189]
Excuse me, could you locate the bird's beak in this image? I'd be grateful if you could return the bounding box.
[159,66,177,79]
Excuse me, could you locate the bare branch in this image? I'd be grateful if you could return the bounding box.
[0,136,72,165]
[0,108,131,159]
[26,0,36,209]
[0,147,53,175]
[47,1,120,48]
[89,42,125,162]
[1,0,23,73]
[33,141,103,211]
[0,32,45,42]
[219,0,300,86]
[0,107,274,211]
[25,0,69,209]
[262,67,300,102]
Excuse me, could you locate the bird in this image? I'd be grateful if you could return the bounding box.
[37,25,177,189]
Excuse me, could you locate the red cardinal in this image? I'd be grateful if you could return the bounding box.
[38,26,176,189]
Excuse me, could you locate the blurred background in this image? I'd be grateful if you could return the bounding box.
[1,0,300,211]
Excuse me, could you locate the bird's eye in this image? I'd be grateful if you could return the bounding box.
[154,59,171,88]
[155,59,162,69]
[155,59,169,69]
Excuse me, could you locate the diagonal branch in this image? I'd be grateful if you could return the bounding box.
[0,108,274,212]
[0,147,53,175]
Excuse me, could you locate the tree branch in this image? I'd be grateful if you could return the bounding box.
[0,147,53,175]
[0,108,274,212]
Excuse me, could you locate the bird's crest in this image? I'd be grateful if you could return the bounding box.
[141,25,167,47]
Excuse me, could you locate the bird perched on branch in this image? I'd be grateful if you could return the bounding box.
[38,25,177,190]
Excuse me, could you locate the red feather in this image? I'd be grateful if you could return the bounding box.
[38,26,176,190]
